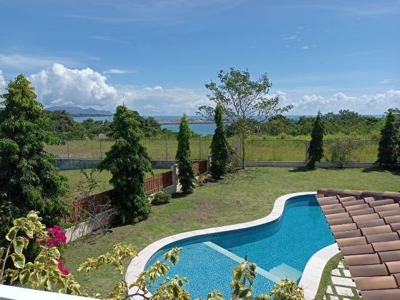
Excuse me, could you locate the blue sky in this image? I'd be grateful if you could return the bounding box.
[0,0,399,116]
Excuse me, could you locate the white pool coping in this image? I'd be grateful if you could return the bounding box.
[126,191,338,299]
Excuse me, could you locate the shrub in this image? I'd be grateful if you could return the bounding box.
[327,136,362,168]
[151,191,171,205]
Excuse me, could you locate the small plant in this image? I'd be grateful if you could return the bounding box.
[327,136,362,168]
[151,191,171,205]
[197,174,212,186]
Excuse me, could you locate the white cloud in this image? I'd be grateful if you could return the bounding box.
[0,70,5,94]
[0,53,73,70]
[103,69,132,74]
[285,90,400,115]
[379,78,393,85]
[25,64,399,117]
[301,46,309,50]
[120,85,210,115]
[30,64,120,110]
[144,86,164,91]
[26,64,210,115]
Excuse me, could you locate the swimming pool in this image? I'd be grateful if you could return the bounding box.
[127,193,335,298]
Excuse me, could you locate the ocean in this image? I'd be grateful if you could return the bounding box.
[72,115,216,135]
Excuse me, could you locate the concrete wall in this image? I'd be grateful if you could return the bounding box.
[56,158,379,170]
[245,161,376,168]
[65,209,117,243]
[55,159,101,170]
[55,159,176,170]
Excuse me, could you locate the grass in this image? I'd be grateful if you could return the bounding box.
[314,253,343,299]
[315,253,362,300]
[62,167,400,296]
[46,136,379,162]
[61,169,169,201]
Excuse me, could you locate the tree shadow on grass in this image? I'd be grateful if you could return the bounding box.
[171,192,191,199]
[362,166,400,176]
[288,167,310,173]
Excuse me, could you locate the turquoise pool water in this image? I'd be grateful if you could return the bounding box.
[145,194,334,298]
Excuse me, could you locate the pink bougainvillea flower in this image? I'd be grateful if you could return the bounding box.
[46,225,67,248]
[35,237,42,244]
[56,258,70,275]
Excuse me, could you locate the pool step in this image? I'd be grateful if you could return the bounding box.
[268,263,302,282]
[203,241,280,283]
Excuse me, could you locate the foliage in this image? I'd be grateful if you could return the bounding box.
[151,191,171,205]
[0,74,69,243]
[267,279,305,300]
[199,68,292,168]
[1,211,306,299]
[327,137,362,168]
[77,168,101,199]
[307,111,324,169]
[45,110,81,140]
[98,105,152,224]
[210,102,230,179]
[176,114,195,194]
[0,211,81,294]
[377,111,399,168]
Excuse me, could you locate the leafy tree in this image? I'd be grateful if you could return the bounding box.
[307,111,324,169]
[0,74,69,242]
[176,114,195,194]
[45,110,77,139]
[98,105,152,224]
[210,103,230,180]
[377,111,399,168]
[199,68,293,168]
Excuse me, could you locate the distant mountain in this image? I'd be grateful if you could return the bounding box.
[45,106,113,116]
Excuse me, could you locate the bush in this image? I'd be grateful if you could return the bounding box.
[151,191,171,205]
[327,136,362,168]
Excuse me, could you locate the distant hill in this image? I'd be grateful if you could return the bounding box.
[45,106,113,116]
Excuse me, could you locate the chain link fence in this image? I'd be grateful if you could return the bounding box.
[45,138,213,161]
[46,138,379,162]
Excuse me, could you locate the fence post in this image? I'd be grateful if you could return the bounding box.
[100,140,102,160]
[171,164,179,193]
[207,155,212,173]
[233,140,241,157]
[67,140,70,159]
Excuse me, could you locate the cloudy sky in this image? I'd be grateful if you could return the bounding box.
[0,0,399,116]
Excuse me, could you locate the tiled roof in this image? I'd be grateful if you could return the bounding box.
[316,188,400,300]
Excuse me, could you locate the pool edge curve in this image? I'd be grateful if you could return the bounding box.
[126,191,336,299]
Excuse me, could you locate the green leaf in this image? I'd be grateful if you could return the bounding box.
[19,269,30,285]
[6,228,17,241]
[13,237,26,255]
[11,253,25,269]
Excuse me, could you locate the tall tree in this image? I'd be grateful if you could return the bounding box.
[98,105,152,223]
[0,74,69,240]
[377,111,399,168]
[199,68,292,168]
[307,111,324,169]
[175,114,195,194]
[210,103,230,179]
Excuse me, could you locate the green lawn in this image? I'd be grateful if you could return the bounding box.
[63,167,400,296]
[46,136,379,162]
[61,169,169,201]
